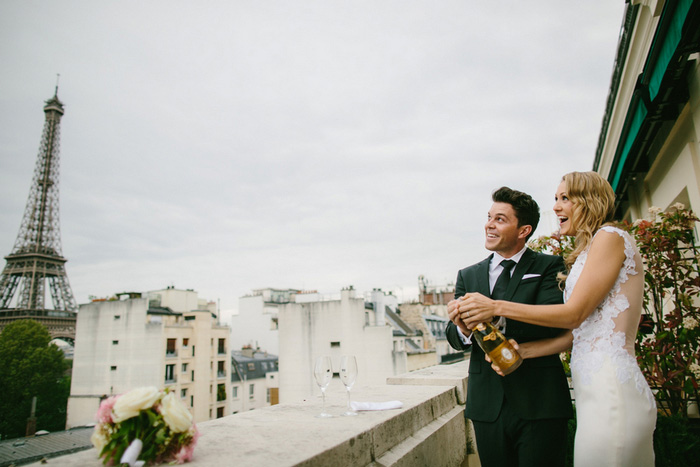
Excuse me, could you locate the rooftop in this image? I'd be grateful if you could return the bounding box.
[0,427,93,467]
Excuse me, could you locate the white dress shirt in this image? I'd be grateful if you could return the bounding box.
[457,246,527,345]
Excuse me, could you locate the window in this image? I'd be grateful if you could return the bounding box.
[182,338,189,347]
[330,341,340,348]
[247,362,256,371]
[217,361,226,378]
[165,364,175,383]
[232,386,238,399]
[192,345,195,357]
[218,338,226,355]
[217,384,226,402]
[191,370,195,382]
[190,395,193,407]
[112,340,119,345]
[110,366,117,371]
[267,388,271,403]
[181,389,187,398]
[114,315,121,320]
[182,363,188,373]
[249,384,255,400]
[166,338,177,357]
[217,407,224,418]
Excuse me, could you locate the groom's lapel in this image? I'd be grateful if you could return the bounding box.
[475,255,492,295]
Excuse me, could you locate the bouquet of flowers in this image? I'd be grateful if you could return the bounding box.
[91,386,200,466]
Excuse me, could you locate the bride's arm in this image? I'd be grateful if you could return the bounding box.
[463,231,626,329]
[516,330,573,359]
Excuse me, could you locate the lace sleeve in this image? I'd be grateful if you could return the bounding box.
[597,226,638,281]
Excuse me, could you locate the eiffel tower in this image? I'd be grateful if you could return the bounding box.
[0,87,77,343]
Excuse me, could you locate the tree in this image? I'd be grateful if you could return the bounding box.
[0,319,69,439]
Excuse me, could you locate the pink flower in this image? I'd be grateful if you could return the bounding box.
[174,424,200,464]
[95,396,118,424]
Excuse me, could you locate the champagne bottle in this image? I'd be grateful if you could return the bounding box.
[472,321,522,375]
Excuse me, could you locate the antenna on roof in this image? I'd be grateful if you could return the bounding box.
[54,73,60,97]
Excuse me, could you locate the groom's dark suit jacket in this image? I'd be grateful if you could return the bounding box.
[446,248,573,422]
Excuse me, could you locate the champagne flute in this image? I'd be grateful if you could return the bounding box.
[339,355,358,416]
[314,356,333,418]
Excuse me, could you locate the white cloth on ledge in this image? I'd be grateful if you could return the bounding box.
[350,400,403,411]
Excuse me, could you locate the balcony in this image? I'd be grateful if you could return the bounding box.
[26,361,478,467]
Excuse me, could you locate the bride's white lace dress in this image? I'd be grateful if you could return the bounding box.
[566,226,656,466]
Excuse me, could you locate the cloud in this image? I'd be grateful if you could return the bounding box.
[0,0,625,311]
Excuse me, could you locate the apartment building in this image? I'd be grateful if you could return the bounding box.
[231,288,302,355]
[66,288,231,428]
[230,348,279,413]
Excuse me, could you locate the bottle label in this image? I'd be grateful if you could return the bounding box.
[500,347,514,362]
[491,341,517,365]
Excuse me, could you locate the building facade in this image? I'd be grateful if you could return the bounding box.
[398,302,460,364]
[231,288,302,355]
[593,0,700,220]
[277,286,395,404]
[66,288,231,428]
[230,348,279,413]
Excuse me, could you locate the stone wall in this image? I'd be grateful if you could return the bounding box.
[30,361,478,467]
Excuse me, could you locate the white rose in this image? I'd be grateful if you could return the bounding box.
[672,202,685,211]
[690,363,700,380]
[684,317,699,330]
[91,425,109,453]
[160,391,192,433]
[112,386,161,423]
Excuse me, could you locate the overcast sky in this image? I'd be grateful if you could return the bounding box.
[0,1,626,315]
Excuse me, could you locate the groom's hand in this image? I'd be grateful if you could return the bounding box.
[448,298,470,336]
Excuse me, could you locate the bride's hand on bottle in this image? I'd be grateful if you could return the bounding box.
[484,339,520,376]
[459,293,497,328]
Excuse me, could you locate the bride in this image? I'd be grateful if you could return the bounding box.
[459,171,656,466]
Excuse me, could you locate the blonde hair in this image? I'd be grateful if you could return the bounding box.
[561,171,616,272]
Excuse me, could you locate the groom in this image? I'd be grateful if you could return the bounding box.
[446,186,573,467]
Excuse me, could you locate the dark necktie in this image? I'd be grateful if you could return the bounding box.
[491,259,516,300]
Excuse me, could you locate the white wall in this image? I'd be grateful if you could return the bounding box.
[277,288,393,404]
[67,299,163,427]
[231,294,280,354]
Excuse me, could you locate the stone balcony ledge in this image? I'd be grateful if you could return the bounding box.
[30,361,474,467]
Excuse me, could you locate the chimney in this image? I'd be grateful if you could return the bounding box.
[25,396,37,437]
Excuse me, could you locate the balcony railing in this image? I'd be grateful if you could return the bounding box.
[25,361,477,467]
